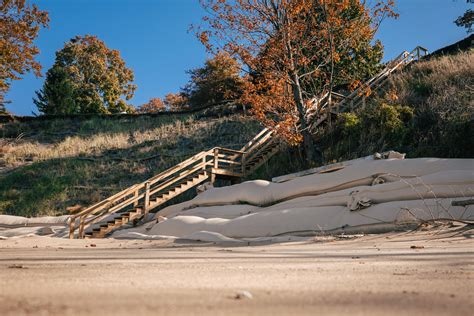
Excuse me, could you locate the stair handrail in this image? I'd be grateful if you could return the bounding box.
[307,45,429,123]
[76,155,215,237]
[69,148,216,238]
[68,127,281,238]
[240,128,271,152]
[72,43,426,238]
[70,149,211,220]
[243,129,275,155]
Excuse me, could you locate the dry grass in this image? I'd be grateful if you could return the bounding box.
[389,49,473,119]
[1,116,259,168]
[3,51,471,218]
[0,114,262,216]
[319,49,474,161]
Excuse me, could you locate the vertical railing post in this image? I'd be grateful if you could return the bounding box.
[241,153,246,176]
[144,181,150,217]
[202,155,207,174]
[133,188,138,207]
[213,148,219,169]
[78,216,85,239]
[68,217,75,239]
[211,148,219,184]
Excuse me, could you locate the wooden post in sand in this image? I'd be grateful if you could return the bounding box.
[68,218,75,239]
[78,216,85,239]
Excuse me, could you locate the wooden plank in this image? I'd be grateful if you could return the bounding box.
[244,130,275,156]
[145,150,210,187]
[74,160,213,237]
[211,168,243,178]
[215,158,241,166]
[149,161,211,197]
[239,128,269,152]
[144,182,150,216]
[214,147,246,155]
[150,173,208,208]
[71,183,141,219]
[245,138,276,164]
[245,144,280,174]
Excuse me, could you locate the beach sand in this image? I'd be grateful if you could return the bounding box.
[1,223,472,316]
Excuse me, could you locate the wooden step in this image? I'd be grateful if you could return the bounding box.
[246,145,280,173]
[71,48,412,240]
[149,172,208,208]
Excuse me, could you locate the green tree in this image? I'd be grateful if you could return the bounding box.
[455,8,473,33]
[34,35,136,114]
[34,66,76,115]
[1,0,49,112]
[183,52,244,108]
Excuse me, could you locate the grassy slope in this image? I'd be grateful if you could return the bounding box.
[1,49,472,217]
[0,114,261,216]
[319,49,473,162]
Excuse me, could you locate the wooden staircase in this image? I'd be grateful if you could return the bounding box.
[68,128,279,239]
[68,46,427,239]
[305,46,428,130]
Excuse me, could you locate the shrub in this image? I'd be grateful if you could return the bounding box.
[318,50,474,161]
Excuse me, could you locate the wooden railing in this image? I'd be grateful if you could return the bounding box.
[68,127,280,238]
[68,46,427,238]
[68,149,216,238]
[305,46,429,129]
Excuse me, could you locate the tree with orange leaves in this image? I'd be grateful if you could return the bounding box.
[0,0,49,112]
[196,0,397,161]
[138,98,166,113]
[164,92,188,111]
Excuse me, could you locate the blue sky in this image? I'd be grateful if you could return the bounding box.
[5,0,473,115]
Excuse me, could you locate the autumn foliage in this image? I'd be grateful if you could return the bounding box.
[0,0,49,110]
[164,93,188,111]
[197,0,397,160]
[138,98,166,113]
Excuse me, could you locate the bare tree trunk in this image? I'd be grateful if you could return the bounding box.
[323,2,335,127]
[283,20,319,164]
[290,71,319,163]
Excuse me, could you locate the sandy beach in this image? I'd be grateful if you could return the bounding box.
[1,223,472,316]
